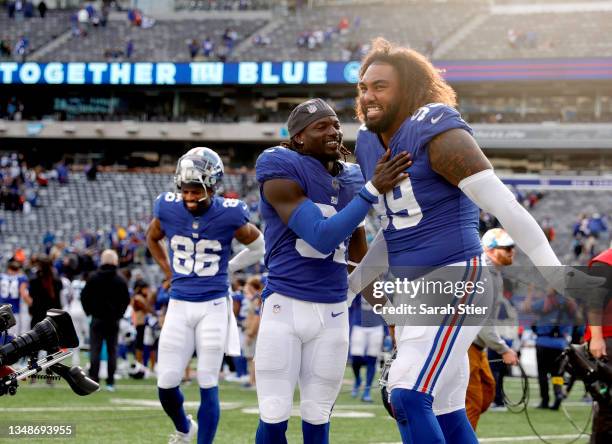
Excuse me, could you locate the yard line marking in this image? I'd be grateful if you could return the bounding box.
[240,407,375,418]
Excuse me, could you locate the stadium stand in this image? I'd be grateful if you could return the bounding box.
[174,0,276,11]
[446,10,612,60]
[0,167,257,260]
[231,2,485,61]
[516,189,612,264]
[45,16,268,62]
[0,9,72,60]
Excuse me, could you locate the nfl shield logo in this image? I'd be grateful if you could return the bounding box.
[331,196,338,205]
[192,221,199,230]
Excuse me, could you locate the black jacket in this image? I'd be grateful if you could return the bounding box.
[81,264,130,321]
[29,276,63,326]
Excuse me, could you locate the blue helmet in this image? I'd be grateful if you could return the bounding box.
[174,147,224,193]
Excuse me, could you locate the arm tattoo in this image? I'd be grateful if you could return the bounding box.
[428,128,493,187]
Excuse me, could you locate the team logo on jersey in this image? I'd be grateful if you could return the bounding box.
[272,304,281,313]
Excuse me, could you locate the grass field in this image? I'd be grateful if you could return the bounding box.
[0,364,594,444]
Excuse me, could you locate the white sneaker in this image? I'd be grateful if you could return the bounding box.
[168,415,197,443]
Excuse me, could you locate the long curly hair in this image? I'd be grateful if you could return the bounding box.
[356,37,457,123]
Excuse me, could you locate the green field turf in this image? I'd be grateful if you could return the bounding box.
[0,368,592,444]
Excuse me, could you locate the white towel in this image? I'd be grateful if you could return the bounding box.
[224,293,241,356]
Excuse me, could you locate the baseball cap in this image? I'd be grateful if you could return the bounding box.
[482,228,515,250]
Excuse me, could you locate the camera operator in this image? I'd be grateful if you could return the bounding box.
[81,250,130,392]
[584,247,612,443]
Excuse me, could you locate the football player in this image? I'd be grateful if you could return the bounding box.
[350,38,589,443]
[254,98,411,444]
[0,260,31,338]
[146,147,264,444]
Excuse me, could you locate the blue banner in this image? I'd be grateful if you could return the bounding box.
[501,177,612,189]
[0,61,361,86]
[1,58,611,85]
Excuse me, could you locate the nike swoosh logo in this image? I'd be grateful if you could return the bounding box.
[431,113,444,124]
[331,311,344,318]
[213,300,223,305]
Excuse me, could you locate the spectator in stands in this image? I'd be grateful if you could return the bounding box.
[541,216,556,243]
[222,27,237,50]
[14,35,28,62]
[100,3,109,27]
[85,161,98,181]
[337,16,349,34]
[42,231,55,255]
[85,2,96,21]
[507,28,518,49]
[187,39,199,59]
[573,213,591,259]
[37,1,47,18]
[0,38,12,58]
[588,213,608,241]
[55,161,69,185]
[69,11,80,37]
[81,249,130,392]
[77,7,89,36]
[7,1,16,19]
[201,36,214,58]
[23,1,34,18]
[125,39,134,59]
[252,34,270,47]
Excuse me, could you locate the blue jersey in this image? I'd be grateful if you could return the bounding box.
[154,192,250,302]
[256,147,364,303]
[355,103,482,268]
[0,273,27,314]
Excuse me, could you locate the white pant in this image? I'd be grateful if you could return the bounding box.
[157,298,228,389]
[350,325,384,357]
[255,293,349,425]
[388,255,493,416]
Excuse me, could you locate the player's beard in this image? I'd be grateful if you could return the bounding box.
[362,98,401,134]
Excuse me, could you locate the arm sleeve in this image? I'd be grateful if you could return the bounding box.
[458,169,561,267]
[477,326,510,355]
[228,232,265,274]
[288,194,373,255]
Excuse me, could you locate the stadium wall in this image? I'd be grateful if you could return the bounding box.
[3,121,612,149]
